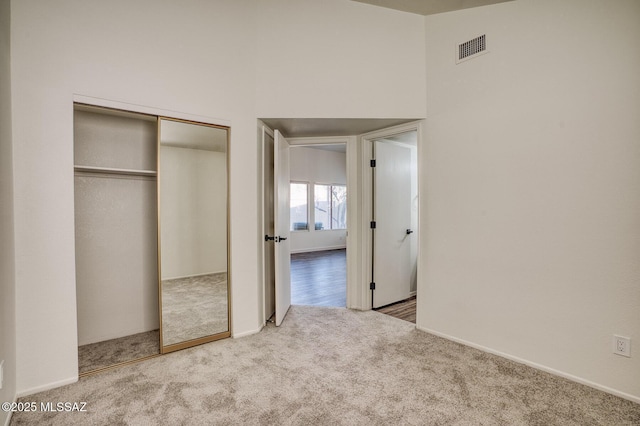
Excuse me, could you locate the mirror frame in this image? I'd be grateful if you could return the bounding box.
[157,116,231,354]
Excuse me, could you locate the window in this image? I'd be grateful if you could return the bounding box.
[314,184,347,230]
[290,182,308,231]
[314,184,330,230]
[331,184,347,229]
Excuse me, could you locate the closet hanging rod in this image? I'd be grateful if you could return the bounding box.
[74,165,157,177]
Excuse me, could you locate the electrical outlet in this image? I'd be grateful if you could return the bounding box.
[613,335,631,357]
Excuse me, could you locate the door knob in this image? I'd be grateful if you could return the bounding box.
[406,229,413,235]
[265,235,276,242]
[278,236,288,242]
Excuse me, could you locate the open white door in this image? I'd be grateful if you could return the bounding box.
[273,130,291,326]
[372,140,412,308]
[261,126,276,323]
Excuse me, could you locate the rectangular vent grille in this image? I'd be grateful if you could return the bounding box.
[457,34,486,63]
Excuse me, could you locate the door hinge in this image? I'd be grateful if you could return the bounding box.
[370,159,376,167]
[370,282,376,290]
[370,221,376,229]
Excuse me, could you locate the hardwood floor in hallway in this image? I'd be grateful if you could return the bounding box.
[291,249,346,307]
[290,248,417,324]
[375,296,416,324]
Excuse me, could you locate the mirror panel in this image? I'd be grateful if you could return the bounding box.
[159,118,230,352]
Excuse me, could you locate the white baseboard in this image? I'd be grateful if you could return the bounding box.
[232,324,264,339]
[416,326,640,404]
[409,291,416,297]
[17,376,78,398]
[290,245,346,254]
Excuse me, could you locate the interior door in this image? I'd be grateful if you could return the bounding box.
[372,140,412,308]
[262,127,276,323]
[274,130,291,326]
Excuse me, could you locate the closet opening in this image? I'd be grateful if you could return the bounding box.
[74,104,160,375]
[73,102,232,375]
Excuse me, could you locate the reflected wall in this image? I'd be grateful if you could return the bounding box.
[159,118,230,352]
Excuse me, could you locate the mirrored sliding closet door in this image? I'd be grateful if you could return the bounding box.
[74,105,231,374]
[158,118,230,353]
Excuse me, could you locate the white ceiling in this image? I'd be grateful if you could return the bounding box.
[351,0,514,16]
[290,129,417,154]
[260,118,419,138]
[294,144,347,153]
[385,131,417,146]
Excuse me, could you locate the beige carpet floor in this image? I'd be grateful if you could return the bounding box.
[78,330,160,374]
[11,306,640,425]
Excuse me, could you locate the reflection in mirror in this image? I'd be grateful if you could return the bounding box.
[159,118,230,352]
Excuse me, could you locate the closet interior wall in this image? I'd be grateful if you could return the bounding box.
[73,105,160,371]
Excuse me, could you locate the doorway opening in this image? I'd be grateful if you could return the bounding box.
[259,119,423,327]
[364,128,419,324]
[289,143,348,307]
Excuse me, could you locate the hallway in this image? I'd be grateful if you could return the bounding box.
[291,249,346,307]
[375,296,416,324]
[290,249,417,325]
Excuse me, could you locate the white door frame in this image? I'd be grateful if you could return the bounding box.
[359,121,424,310]
[259,119,424,318]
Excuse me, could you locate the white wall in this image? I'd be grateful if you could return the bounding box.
[290,146,347,253]
[75,175,159,345]
[10,0,426,394]
[10,0,258,395]
[160,147,227,279]
[420,0,640,401]
[0,0,16,421]
[254,0,426,118]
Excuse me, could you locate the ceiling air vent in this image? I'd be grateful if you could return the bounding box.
[457,34,487,64]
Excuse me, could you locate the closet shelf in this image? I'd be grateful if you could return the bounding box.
[74,165,157,177]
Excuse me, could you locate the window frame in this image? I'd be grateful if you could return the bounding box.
[329,183,347,230]
[289,181,310,232]
[313,183,331,231]
[313,182,347,231]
